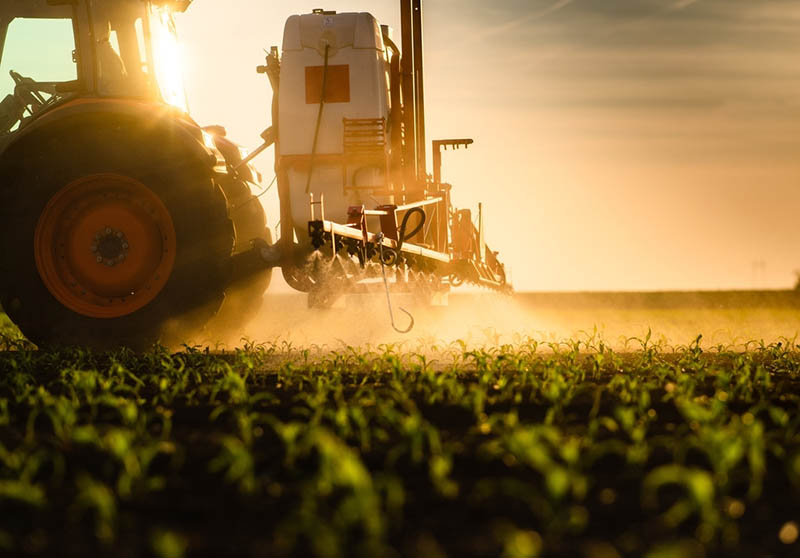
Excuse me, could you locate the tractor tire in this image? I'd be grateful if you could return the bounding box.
[203,167,274,343]
[204,232,273,343]
[0,113,234,350]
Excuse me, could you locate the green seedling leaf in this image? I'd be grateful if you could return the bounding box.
[0,479,46,508]
[72,475,117,543]
[151,529,188,558]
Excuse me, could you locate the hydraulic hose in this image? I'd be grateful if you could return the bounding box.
[396,207,426,253]
[305,44,330,193]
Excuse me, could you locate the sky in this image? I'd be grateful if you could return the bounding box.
[7,0,800,292]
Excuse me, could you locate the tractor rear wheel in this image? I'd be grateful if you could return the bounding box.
[0,114,234,349]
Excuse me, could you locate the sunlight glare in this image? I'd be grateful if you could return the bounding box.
[150,6,188,113]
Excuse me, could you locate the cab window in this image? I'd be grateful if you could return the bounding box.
[0,18,77,132]
[0,18,77,99]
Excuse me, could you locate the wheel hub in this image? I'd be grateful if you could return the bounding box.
[34,174,177,319]
[92,227,130,267]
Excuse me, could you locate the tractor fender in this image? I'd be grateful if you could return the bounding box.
[2,97,219,170]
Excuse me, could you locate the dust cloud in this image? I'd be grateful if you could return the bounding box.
[194,290,800,352]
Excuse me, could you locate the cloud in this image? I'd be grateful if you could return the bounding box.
[668,0,701,11]
[473,0,574,40]
[597,0,705,40]
[532,0,574,20]
[428,0,800,129]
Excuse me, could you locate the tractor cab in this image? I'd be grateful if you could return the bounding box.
[0,0,190,135]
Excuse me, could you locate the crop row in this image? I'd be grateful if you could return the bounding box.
[0,334,799,557]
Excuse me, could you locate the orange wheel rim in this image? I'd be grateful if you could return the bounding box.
[34,173,177,319]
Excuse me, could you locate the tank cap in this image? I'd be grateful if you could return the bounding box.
[312,9,337,15]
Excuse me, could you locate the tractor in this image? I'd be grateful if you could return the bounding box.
[0,0,272,348]
[0,0,509,349]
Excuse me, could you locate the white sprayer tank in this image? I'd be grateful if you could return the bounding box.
[278,11,393,243]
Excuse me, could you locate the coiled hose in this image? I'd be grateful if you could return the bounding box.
[381,207,426,265]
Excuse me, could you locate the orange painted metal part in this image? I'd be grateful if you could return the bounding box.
[34,174,177,319]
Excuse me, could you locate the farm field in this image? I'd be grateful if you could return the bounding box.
[1,292,800,557]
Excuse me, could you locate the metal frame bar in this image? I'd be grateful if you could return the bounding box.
[310,219,450,263]
[400,0,417,187]
[394,196,442,212]
[411,0,426,180]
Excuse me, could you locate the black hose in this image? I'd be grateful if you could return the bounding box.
[305,44,330,194]
[384,36,400,58]
[396,207,426,252]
